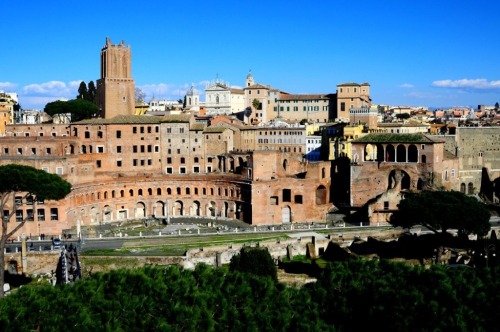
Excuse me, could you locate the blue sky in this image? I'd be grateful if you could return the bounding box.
[2,0,499,110]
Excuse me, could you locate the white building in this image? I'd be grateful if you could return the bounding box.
[204,78,244,115]
[305,135,322,161]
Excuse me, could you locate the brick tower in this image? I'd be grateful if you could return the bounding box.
[96,37,135,119]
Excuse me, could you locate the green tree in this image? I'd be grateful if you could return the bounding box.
[252,98,262,110]
[395,113,411,120]
[390,190,491,237]
[77,81,88,100]
[44,99,98,122]
[229,247,277,281]
[0,164,71,298]
[87,81,97,104]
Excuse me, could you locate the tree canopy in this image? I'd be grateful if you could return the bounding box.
[0,164,71,200]
[77,81,97,104]
[44,99,98,122]
[229,246,277,281]
[252,98,262,110]
[1,261,499,330]
[390,190,491,237]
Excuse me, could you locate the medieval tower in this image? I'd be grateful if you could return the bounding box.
[96,37,135,119]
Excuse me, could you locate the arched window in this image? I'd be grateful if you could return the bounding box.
[386,144,395,162]
[460,183,466,193]
[408,144,418,162]
[157,188,162,195]
[468,182,474,194]
[315,185,327,205]
[396,144,406,162]
[129,189,134,197]
[364,144,376,161]
[138,189,143,196]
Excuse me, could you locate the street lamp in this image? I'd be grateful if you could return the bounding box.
[479,243,496,268]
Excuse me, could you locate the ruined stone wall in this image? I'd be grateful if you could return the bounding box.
[454,127,500,194]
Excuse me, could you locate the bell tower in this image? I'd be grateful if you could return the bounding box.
[96,37,135,119]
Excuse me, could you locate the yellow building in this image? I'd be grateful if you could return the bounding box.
[336,82,371,122]
[329,124,365,160]
[0,105,12,136]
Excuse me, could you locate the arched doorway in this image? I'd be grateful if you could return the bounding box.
[102,205,112,222]
[154,201,165,217]
[468,182,474,194]
[207,201,217,217]
[316,185,327,204]
[190,201,201,216]
[401,172,411,190]
[417,178,424,190]
[282,205,291,223]
[460,183,466,194]
[90,206,97,224]
[135,202,146,218]
[174,201,184,216]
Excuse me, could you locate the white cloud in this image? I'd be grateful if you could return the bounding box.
[432,78,500,90]
[23,80,74,95]
[400,83,414,88]
[137,81,209,101]
[0,82,18,91]
[14,80,85,110]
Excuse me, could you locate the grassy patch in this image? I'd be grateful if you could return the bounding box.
[81,234,289,257]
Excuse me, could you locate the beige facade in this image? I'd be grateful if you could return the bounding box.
[336,82,371,122]
[375,121,430,134]
[96,37,135,119]
[272,94,334,124]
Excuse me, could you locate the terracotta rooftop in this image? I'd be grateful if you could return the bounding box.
[337,82,370,87]
[190,124,205,131]
[74,115,163,125]
[160,114,192,123]
[278,94,332,101]
[203,127,226,133]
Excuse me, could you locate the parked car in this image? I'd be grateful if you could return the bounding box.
[3,283,11,296]
[52,238,62,249]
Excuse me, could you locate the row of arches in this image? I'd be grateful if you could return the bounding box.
[80,199,245,224]
[361,143,425,163]
[75,185,243,205]
[80,201,296,225]
[460,182,475,195]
